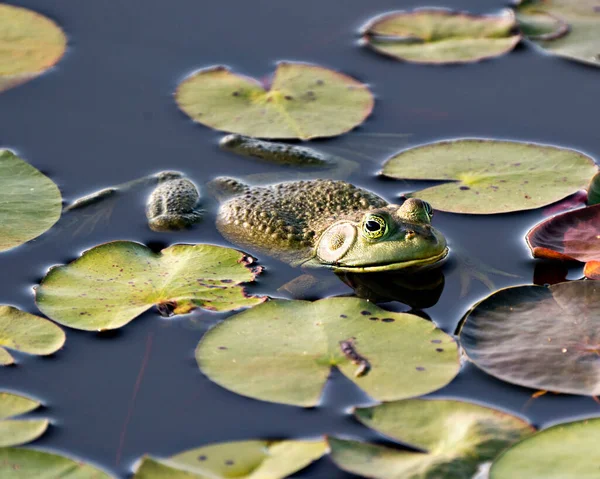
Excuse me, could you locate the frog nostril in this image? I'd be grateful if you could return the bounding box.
[406,230,416,239]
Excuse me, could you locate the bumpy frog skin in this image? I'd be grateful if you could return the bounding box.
[146,177,203,232]
[212,177,448,272]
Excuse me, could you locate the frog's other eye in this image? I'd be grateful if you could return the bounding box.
[363,215,387,239]
[423,202,434,221]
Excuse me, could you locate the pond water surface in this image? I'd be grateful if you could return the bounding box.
[1,0,599,477]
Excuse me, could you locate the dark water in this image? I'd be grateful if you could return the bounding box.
[1,0,599,477]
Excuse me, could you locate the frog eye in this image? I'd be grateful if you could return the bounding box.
[423,202,434,221]
[362,215,387,239]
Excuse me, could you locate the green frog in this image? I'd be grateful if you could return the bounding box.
[210,177,448,272]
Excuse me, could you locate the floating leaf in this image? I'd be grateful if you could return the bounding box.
[526,203,600,278]
[517,0,600,68]
[175,62,374,140]
[0,4,67,92]
[459,280,600,396]
[0,448,113,478]
[0,392,48,447]
[361,8,521,64]
[0,306,65,365]
[134,439,328,479]
[382,139,597,214]
[0,150,62,252]
[36,241,265,331]
[329,398,533,479]
[586,171,600,205]
[196,297,459,407]
[490,417,600,479]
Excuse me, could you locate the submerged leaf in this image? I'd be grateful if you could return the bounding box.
[459,280,600,396]
[0,448,113,478]
[175,62,374,140]
[0,306,65,365]
[196,297,459,407]
[0,4,67,92]
[382,139,597,214]
[490,417,600,479]
[36,241,265,331]
[361,8,521,64]
[329,398,533,479]
[0,151,62,252]
[134,439,328,478]
[517,0,600,68]
[0,392,48,447]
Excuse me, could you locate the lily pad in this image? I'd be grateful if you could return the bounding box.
[196,297,459,407]
[329,398,533,479]
[0,305,65,365]
[382,139,597,214]
[0,448,113,478]
[175,62,374,140]
[134,439,328,478]
[459,280,600,396]
[0,4,67,92]
[35,241,266,331]
[361,9,521,64]
[517,0,600,68]
[586,171,600,205]
[0,392,48,447]
[490,417,600,479]
[0,150,62,252]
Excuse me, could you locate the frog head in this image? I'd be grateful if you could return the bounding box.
[309,198,448,272]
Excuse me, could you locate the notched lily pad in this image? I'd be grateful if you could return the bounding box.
[175,62,374,140]
[361,8,521,64]
[460,280,600,396]
[329,398,533,479]
[134,439,328,478]
[517,0,600,68]
[0,4,67,92]
[36,241,266,331]
[0,305,65,365]
[0,150,62,252]
[490,417,600,479]
[382,139,597,214]
[527,203,600,279]
[0,448,113,478]
[196,297,459,407]
[0,392,48,447]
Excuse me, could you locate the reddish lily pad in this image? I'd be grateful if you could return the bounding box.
[459,280,600,396]
[35,241,265,331]
[175,62,374,140]
[133,439,328,478]
[197,297,459,407]
[0,4,67,93]
[382,139,597,214]
[361,8,521,64]
[0,306,65,365]
[526,203,600,278]
[329,398,533,479]
[516,0,600,68]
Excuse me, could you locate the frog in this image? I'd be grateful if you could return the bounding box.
[145,176,203,232]
[209,177,448,273]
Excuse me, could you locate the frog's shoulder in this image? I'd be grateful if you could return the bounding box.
[206,176,250,202]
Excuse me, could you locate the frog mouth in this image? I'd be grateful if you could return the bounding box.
[330,247,450,273]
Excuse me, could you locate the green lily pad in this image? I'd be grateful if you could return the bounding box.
[35,241,266,331]
[175,62,374,140]
[0,448,113,478]
[517,0,600,68]
[134,439,328,478]
[0,150,62,252]
[0,305,65,365]
[0,392,48,447]
[0,4,67,93]
[382,139,597,214]
[329,398,533,479]
[196,297,459,407]
[361,9,521,64]
[459,280,600,396]
[490,417,600,479]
